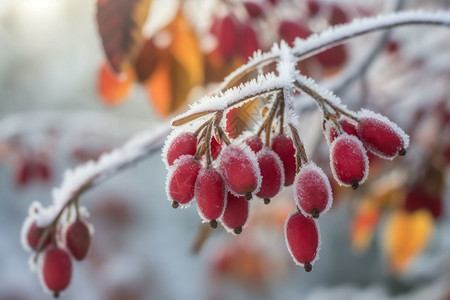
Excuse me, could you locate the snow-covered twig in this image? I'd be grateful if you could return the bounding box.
[221,10,450,91]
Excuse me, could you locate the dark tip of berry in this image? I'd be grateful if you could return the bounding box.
[304,262,312,272]
[264,198,271,205]
[209,220,218,229]
[244,192,252,201]
[53,291,60,298]
[172,201,179,209]
[311,208,320,219]
[399,148,406,156]
[233,227,242,234]
[351,180,359,190]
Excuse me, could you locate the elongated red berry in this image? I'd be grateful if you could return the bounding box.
[316,45,348,69]
[166,132,197,166]
[167,155,201,207]
[294,163,332,218]
[219,144,261,199]
[65,219,92,261]
[244,1,264,18]
[255,149,284,203]
[241,23,260,61]
[42,246,72,297]
[26,221,52,250]
[271,134,296,186]
[195,168,227,227]
[356,109,409,159]
[213,14,240,59]
[245,136,263,153]
[330,134,369,189]
[279,20,310,46]
[285,211,319,272]
[220,192,249,235]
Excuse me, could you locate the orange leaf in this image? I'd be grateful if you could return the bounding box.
[96,0,152,74]
[98,62,133,105]
[145,12,204,116]
[383,209,434,274]
[350,201,381,252]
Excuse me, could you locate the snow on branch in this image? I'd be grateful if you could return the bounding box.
[34,124,170,227]
[221,10,450,91]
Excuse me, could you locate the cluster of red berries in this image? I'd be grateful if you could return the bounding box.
[164,103,409,271]
[22,213,92,297]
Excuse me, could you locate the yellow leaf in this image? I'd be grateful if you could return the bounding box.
[383,209,434,274]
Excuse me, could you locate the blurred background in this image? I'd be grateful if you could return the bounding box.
[1,0,450,299]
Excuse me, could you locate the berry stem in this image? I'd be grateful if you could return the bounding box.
[288,123,308,172]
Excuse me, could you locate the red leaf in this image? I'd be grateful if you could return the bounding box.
[96,0,152,74]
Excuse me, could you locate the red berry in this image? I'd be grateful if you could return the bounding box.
[220,192,249,234]
[240,23,260,61]
[195,168,226,225]
[271,134,296,186]
[316,44,348,69]
[329,5,349,26]
[356,110,409,159]
[26,221,52,250]
[166,132,197,166]
[279,20,311,46]
[41,247,72,296]
[167,155,201,206]
[219,144,261,199]
[255,149,284,202]
[330,134,369,189]
[245,136,263,153]
[213,14,240,60]
[65,219,92,261]
[244,1,264,18]
[307,1,320,16]
[404,187,443,219]
[294,163,332,218]
[285,211,319,271]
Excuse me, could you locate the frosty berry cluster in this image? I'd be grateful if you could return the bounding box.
[21,203,93,297]
[163,46,409,272]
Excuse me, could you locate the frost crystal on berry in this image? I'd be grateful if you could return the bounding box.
[219,144,261,199]
[166,155,201,207]
[357,109,409,160]
[330,133,369,189]
[255,148,285,202]
[195,168,227,225]
[294,163,332,218]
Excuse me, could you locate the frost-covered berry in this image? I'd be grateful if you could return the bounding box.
[167,155,201,207]
[271,134,296,186]
[26,221,52,250]
[356,110,409,159]
[285,211,319,272]
[330,134,369,189]
[219,144,261,199]
[195,168,227,227]
[294,163,332,218]
[220,192,249,235]
[65,219,92,261]
[255,148,284,203]
[41,246,72,297]
[166,132,197,166]
[245,136,263,153]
